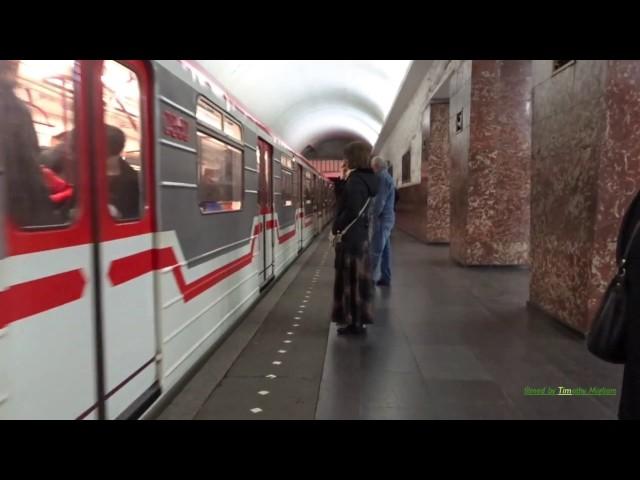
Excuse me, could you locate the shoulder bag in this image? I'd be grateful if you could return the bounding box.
[331,197,371,248]
[587,220,640,363]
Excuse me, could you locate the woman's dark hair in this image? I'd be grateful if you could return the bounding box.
[343,141,371,170]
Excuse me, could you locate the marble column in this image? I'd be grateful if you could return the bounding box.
[529,60,640,333]
[424,102,451,243]
[449,60,532,266]
[395,102,451,243]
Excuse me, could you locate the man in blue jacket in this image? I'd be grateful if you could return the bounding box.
[370,156,396,287]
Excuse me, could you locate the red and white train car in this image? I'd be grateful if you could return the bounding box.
[0,60,334,419]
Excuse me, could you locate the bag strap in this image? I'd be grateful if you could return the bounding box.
[339,197,371,236]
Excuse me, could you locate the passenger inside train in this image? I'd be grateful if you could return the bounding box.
[39,132,72,176]
[0,59,59,227]
[38,131,76,217]
[197,131,243,213]
[50,130,69,148]
[2,61,143,226]
[200,165,233,212]
[105,124,140,221]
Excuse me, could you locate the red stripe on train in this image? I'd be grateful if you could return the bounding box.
[163,246,255,302]
[4,219,300,324]
[0,270,87,329]
[108,250,155,286]
[265,218,296,243]
[109,224,261,301]
[109,221,297,294]
[278,229,296,244]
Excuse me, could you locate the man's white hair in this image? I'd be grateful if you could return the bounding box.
[371,156,387,169]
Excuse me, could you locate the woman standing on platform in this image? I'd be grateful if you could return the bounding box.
[330,142,379,335]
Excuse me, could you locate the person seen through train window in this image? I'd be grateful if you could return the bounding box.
[200,166,224,212]
[106,125,140,220]
[0,59,58,227]
[38,130,76,213]
[50,131,69,148]
[40,131,72,177]
[41,163,74,207]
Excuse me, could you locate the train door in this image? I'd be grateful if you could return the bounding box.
[2,60,98,419]
[313,175,320,235]
[257,138,274,286]
[323,182,328,226]
[298,163,304,252]
[89,60,160,419]
[318,181,323,228]
[1,60,159,420]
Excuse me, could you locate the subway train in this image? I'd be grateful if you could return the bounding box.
[0,60,335,419]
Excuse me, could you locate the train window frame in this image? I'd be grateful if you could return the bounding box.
[196,96,244,143]
[8,60,80,231]
[281,154,294,170]
[223,115,242,142]
[281,168,294,207]
[195,129,245,216]
[196,99,222,131]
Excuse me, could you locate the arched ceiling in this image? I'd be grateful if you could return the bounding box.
[197,60,412,155]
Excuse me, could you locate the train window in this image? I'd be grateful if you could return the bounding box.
[197,97,242,143]
[197,132,243,214]
[102,61,144,221]
[3,60,78,229]
[281,155,293,170]
[223,116,242,142]
[197,99,223,131]
[282,170,293,207]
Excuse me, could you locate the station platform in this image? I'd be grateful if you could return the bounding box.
[154,230,623,420]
